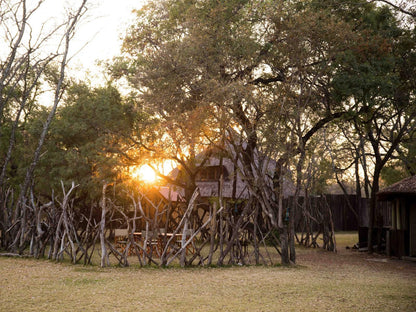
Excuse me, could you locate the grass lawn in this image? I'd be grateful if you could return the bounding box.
[0,232,415,311]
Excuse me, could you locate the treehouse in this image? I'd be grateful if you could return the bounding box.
[162,146,295,234]
[167,148,294,201]
[378,175,416,259]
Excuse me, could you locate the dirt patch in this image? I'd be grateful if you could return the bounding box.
[297,245,416,277]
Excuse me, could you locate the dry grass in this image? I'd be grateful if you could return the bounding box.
[0,232,415,312]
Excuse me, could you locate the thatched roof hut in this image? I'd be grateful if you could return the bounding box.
[378,175,416,201]
[377,175,416,258]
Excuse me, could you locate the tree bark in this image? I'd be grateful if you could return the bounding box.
[100,183,109,268]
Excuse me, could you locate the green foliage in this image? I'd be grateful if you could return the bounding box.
[31,82,133,202]
[330,4,401,104]
[312,158,335,195]
[110,0,415,206]
[382,132,416,185]
[381,164,408,186]
[113,0,271,190]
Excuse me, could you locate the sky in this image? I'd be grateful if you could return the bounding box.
[31,0,146,81]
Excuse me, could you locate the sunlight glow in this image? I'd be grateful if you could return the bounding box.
[129,160,176,184]
[131,164,157,183]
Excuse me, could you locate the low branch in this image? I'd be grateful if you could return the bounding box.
[0,252,30,258]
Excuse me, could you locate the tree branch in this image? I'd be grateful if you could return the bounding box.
[368,0,416,18]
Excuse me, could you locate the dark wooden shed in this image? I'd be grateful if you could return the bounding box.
[377,175,416,259]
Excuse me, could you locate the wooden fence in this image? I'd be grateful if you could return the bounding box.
[287,194,391,232]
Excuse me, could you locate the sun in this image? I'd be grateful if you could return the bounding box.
[131,164,157,183]
[129,160,175,184]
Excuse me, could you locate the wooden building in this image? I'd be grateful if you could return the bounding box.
[162,148,296,237]
[168,148,295,201]
[377,175,416,259]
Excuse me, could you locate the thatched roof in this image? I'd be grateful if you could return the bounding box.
[164,146,295,201]
[158,186,184,202]
[377,175,416,201]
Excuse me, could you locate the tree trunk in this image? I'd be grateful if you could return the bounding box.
[100,183,109,268]
[368,167,380,254]
[280,226,290,265]
[207,201,217,265]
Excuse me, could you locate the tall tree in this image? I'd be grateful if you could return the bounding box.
[0,0,88,252]
[112,0,416,263]
[113,0,362,264]
[329,2,416,252]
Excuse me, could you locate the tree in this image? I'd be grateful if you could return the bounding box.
[0,0,88,252]
[112,0,362,265]
[369,0,416,19]
[111,0,415,265]
[32,82,132,204]
[329,2,416,252]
